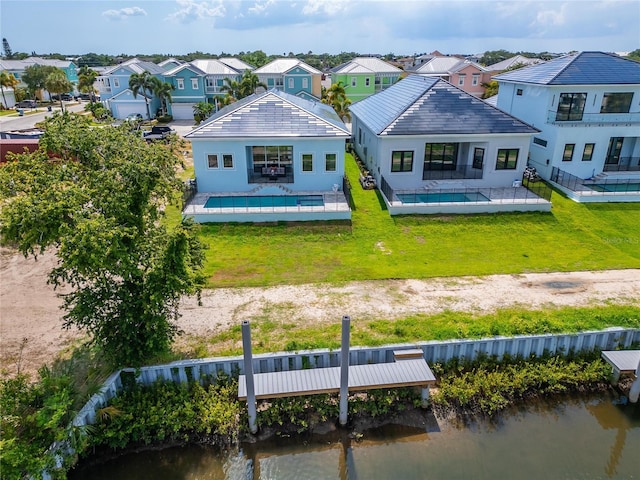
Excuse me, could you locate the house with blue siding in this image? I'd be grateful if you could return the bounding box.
[96,58,164,119]
[162,62,210,120]
[0,57,78,98]
[183,89,351,223]
[350,75,549,215]
[495,51,640,202]
[254,59,322,100]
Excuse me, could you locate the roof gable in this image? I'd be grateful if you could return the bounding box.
[331,57,402,75]
[254,58,321,75]
[350,75,538,136]
[186,90,349,139]
[494,51,640,85]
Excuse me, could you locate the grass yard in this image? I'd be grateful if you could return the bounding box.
[169,153,640,288]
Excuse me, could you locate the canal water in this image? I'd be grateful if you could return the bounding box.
[70,393,640,479]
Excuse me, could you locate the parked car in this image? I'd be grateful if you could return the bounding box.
[15,100,37,109]
[125,113,143,123]
[51,93,73,101]
[142,125,176,142]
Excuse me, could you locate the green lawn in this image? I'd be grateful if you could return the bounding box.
[171,153,639,288]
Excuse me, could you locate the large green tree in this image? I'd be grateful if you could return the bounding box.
[129,70,156,119]
[45,70,73,111]
[322,81,351,122]
[21,64,57,99]
[77,65,98,102]
[0,113,205,367]
[151,77,175,116]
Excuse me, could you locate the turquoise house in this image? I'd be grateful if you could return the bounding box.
[183,90,351,223]
[254,59,322,100]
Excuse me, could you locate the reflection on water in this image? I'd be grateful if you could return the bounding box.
[70,393,640,480]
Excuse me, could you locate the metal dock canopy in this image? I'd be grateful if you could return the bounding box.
[601,350,640,375]
[238,358,436,400]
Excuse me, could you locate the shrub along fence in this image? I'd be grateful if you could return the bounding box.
[43,327,639,479]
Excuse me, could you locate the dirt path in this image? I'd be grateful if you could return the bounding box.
[2,247,639,378]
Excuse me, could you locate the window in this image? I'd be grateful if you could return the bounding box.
[472,148,484,169]
[177,78,184,90]
[358,128,362,145]
[275,78,283,88]
[191,78,198,89]
[600,92,633,113]
[325,153,337,172]
[472,74,480,86]
[424,143,458,170]
[555,93,586,121]
[288,77,294,89]
[267,78,274,87]
[222,154,233,169]
[351,77,357,87]
[533,137,547,147]
[582,143,595,162]
[391,151,413,172]
[302,78,308,89]
[365,77,370,87]
[302,153,313,172]
[562,144,575,162]
[251,146,293,170]
[458,74,466,86]
[113,78,120,88]
[496,149,519,170]
[516,88,523,96]
[207,154,218,169]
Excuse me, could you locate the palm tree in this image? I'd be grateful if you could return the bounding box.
[238,70,266,98]
[0,70,18,108]
[220,77,241,103]
[45,70,73,112]
[322,81,351,122]
[129,71,156,120]
[77,66,98,102]
[151,78,175,117]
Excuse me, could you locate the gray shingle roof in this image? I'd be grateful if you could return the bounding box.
[185,89,350,139]
[350,75,539,136]
[494,51,640,85]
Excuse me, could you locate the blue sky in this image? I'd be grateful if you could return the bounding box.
[1,1,638,57]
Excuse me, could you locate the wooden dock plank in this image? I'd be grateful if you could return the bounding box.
[601,350,640,374]
[238,359,436,401]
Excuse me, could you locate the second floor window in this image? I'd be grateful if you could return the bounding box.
[288,78,294,89]
[365,77,370,87]
[582,143,595,162]
[351,77,357,87]
[113,78,119,88]
[177,78,184,90]
[191,78,198,89]
[556,93,586,121]
[472,74,480,86]
[302,78,308,89]
[600,92,633,113]
[458,75,466,86]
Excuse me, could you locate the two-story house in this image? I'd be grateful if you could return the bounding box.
[408,56,492,98]
[495,51,640,202]
[254,59,322,100]
[0,57,78,98]
[97,58,165,119]
[330,57,403,102]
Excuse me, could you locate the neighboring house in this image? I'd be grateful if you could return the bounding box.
[494,51,640,202]
[0,86,16,108]
[0,57,78,97]
[349,75,549,215]
[97,58,165,119]
[218,57,255,72]
[330,57,403,102]
[254,59,322,100]
[158,58,184,71]
[408,56,491,98]
[183,89,351,223]
[486,55,544,73]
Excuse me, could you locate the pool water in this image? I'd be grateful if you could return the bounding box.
[588,182,640,193]
[397,192,490,204]
[204,195,324,208]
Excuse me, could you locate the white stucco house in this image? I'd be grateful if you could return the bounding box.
[494,51,640,202]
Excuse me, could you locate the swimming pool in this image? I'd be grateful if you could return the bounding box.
[397,192,490,204]
[204,195,324,209]
[587,182,640,193]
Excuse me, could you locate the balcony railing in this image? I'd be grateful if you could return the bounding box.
[603,157,640,172]
[422,164,484,180]
[205,86,224,94]
[547,110,640,124]
[550,166,640,194]
[247,166,294,184]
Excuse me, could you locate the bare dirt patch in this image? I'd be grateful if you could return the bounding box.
[2,247,639,378]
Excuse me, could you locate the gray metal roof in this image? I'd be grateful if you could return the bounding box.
[350,75,539,136]
[185,89,350,139]
[331,57,402,75]
[494,51,640,85]
[254,58,322,75]
[218,57,255,71]
[189,59,240,75]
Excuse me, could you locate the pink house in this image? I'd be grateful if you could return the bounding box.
[408,55,492,97]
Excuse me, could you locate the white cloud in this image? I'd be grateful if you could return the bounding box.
[248,0,276,15]
[532,2,567,27]
[302,0,349,16]
[167,0,226,23]
[102,6,147,21]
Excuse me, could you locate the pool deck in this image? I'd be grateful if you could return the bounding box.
[183,191,351,223]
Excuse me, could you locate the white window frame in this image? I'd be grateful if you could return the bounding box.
[365,77,370,87]
[113,78,120,88]
[324,152,338,172]
[458,74,466,86]
[302,77,308,89]
[301,153,314,172]
[177,78,184,90]
[288,77,294,89]
[191,78,198,89]
[472,74,479,86]
[351,77,357,87]
[222,153,234,169]
[207,154,219,169]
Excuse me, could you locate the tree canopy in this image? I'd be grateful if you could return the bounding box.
[0,113,205,367]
